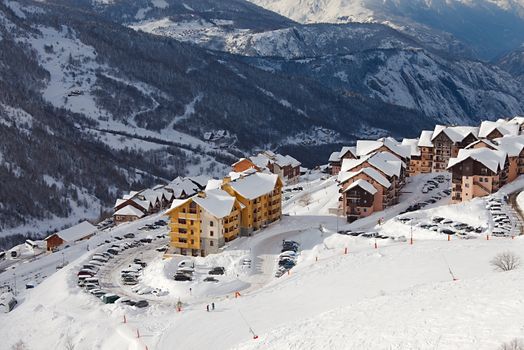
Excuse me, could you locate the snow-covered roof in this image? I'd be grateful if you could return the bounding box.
[339,146,356,159]
[338,167,391,188]
[478,121,519,138]
[447,148,507,173]
[193,189,237,218]
[205,178,223,191]
[464,139,498,150]
[47,221,97,242]
[356,138,410,159]
[343,179,377,195]
[340,157,368,173]
[368,152,403,177]
[249,154,270,169]
[431,125,479,143]
[228,172,279,200]
[418,130,434,148]
[131,198,151,211]
[508,116,524,125]
[401,138,420,157]
[355,140,382,157]
[250,151,301,169]
[114,205,145,218]
[113,198,126,209]
[169,198,192,211]
[165,177,201,198]
[329,151,341,162]
[494,135,524,157]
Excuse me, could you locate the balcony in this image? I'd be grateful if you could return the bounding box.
[178,213,198,220]
[173,241,190,249]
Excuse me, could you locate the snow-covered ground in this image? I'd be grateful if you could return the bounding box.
[3,174,524,349]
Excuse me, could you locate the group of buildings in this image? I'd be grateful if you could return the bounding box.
[112,177,205,224]
[332,117,524,222]
[167,169,283,257]
[166,151,297,257]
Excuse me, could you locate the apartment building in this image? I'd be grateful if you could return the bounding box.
[478,120,519,140]
[167,189,242,257]
[328,146,357,175]
[355,138,411,164]
[232,151,301,184]
[222,171,283,236]
[337,167,392,222]
[340,151,404,204]
[447,148,509,203]
[431,125,479,172]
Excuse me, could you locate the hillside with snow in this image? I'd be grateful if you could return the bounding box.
[247,0,524,60]
[2,174,524,349]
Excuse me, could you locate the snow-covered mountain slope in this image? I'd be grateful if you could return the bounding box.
[498,45,524,83]
[0,0,435,238]
[247,0,524,60]
[3,175,524,350]
[237,24,524,123]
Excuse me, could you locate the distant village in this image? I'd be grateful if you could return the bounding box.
[29,117,524,257]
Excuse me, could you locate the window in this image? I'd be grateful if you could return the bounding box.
[210,221,214,227]
[210,241,214,246]
[210,231,214,237]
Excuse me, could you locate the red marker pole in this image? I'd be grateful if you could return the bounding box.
[123,315,127,323]
[137,329,140,339]
[344,247,348,254]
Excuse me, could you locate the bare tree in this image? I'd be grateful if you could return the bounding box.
[64,334,75,350]
[491,251,520,272]
[499,338,524,350]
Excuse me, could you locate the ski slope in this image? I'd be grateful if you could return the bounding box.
[2,175,524,349]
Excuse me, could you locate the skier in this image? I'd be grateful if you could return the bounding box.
[212,302,215,310]
[206,305,209,312]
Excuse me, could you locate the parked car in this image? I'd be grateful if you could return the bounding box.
[124,233,135,239]
[174,273,192,281]
[135,300,149,308]
[209,267,225,275]
[101,294,120,304]
[204,277,219,283]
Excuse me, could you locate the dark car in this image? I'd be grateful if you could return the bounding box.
[440,229,455,235]
[135,300,149,308]
[174,273,192,281]
[121,299,137,306]
[209,267,225,275]
[140,238,153,243]
[204,277,219,283]
[156,247,168,252]
[124,233,135,239]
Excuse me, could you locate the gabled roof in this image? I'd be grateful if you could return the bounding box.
[228,172,279,200]
[431,125,479,143]
[478,121,519,138]
[114,205,146,218]
[337,167,391,188]
[464,139,498,150]
[343,179,377,195]
[46,221,97,242]
[193,189,237,218]
[418,130,434,148]
[329,151,341,162]
[494,135,524,157]
[508,116,524,125]
[165,177,201,198]
[401,138,420,157]
[339,146,357,159]
[340,157,369,173]
[368,153,403,177]
[447,148,507,173]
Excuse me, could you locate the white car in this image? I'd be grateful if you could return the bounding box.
[178,260,194,268]
[136,287,152,295]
